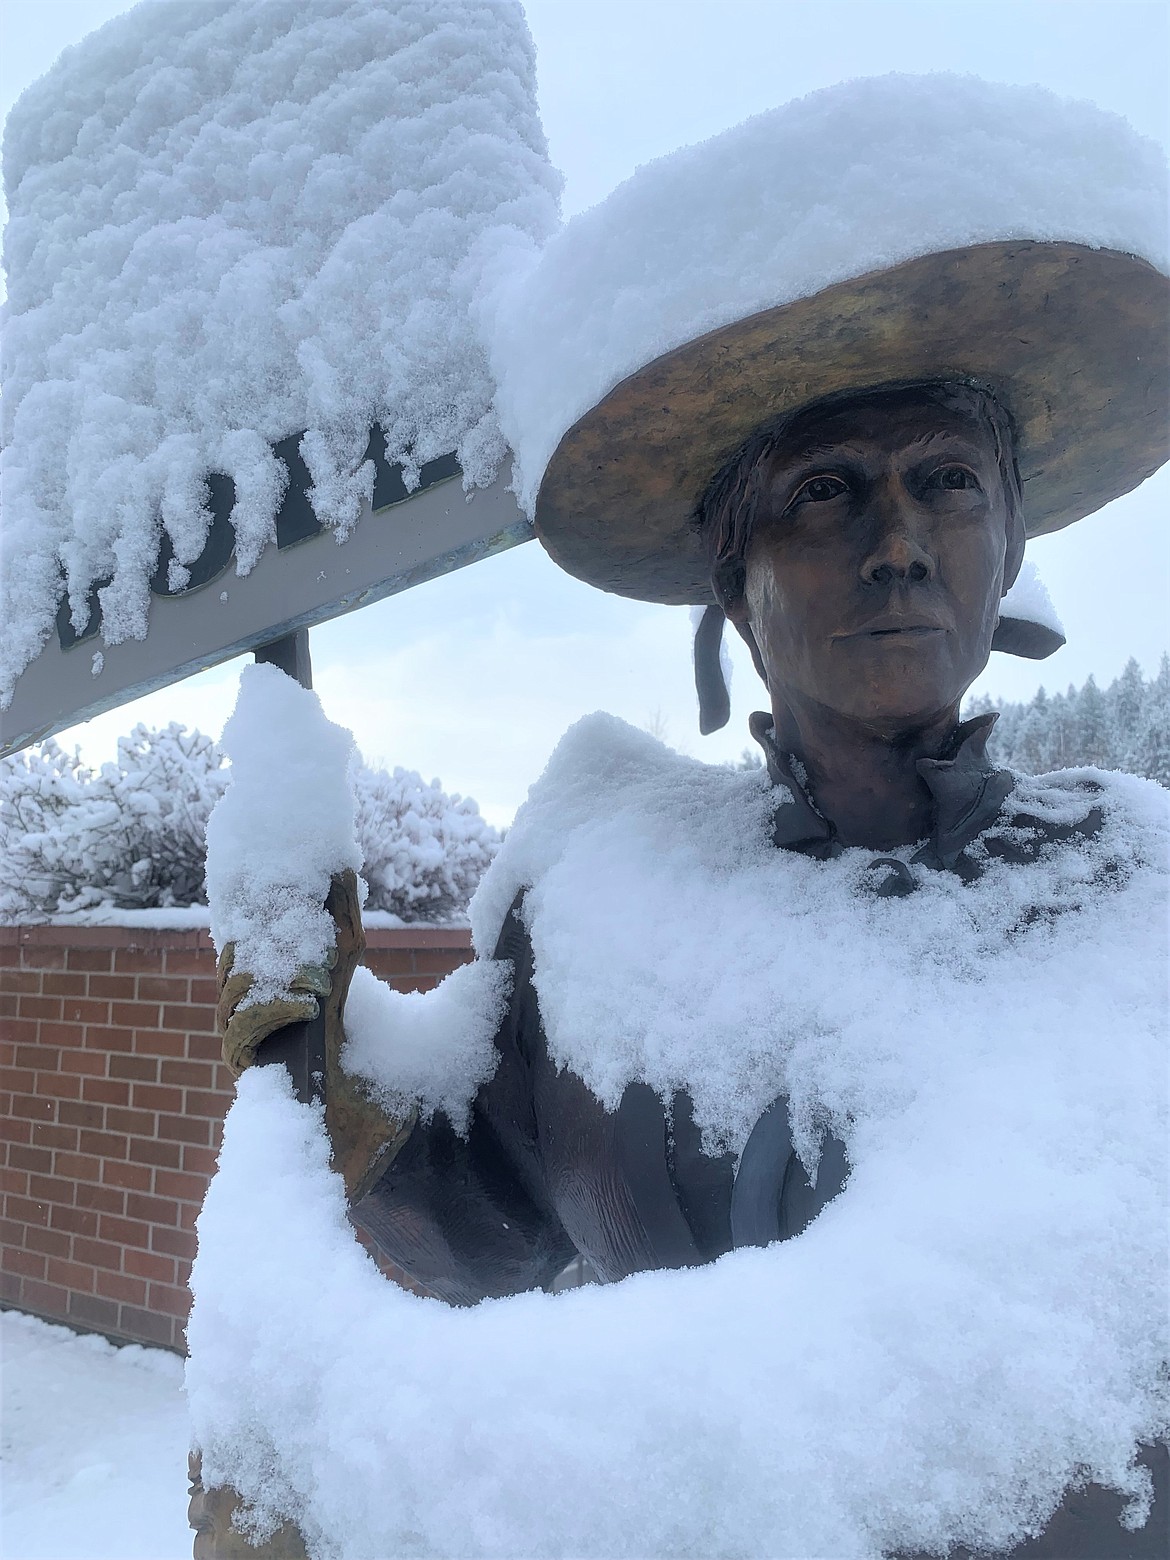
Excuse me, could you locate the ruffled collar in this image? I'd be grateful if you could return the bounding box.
[748,709,1014,889]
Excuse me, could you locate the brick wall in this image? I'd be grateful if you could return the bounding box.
[0,923,473,1351]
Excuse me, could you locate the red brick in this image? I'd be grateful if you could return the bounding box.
[10,1095,54,1121]
[35,1023,88,1049]
[157,1114,210,1146]
[0,992,17,1017]
[133,1029,186,1058]
[0,1215,27,1243]
[71,1235,125,1271]
[21,1277,70,1315]
[109,1054,158,1082]
[161,1004,215,1033]
[177,1201,200,1233]
[130,1083,183,1113]
[82,1077,131,1107]
[31,1122,78,1151]
[117,1304,179,1349]
[58,1049,108,1077]
[22,944,67,968]
[13,1046,53,1071]
[2,970,41,993]
[5,1194,49,1226]
[151,1224,198,1262]
[65,998,117,1025]
[86,974,137,1000]
[67,949,113,972]
[147,1281,191,1319]
[46,1256,97,1292]
[130,1138,182,1170]
[98,1213,151,1247]
[49,1203,98,1237]
[76,1183,124,1215]
[0,1167,29,1196]
[24,1224,71,1259]
[110,1001,163,1028]
[413,949,472,975]
[104,1106,157,1137]
[185,1091,230,1124]
[17,995,63,1021]
[126,1191,179,1227]
[0,944,23,965]
[41,972,88,997]
[152,1169,206,1203]
[58,1100,106,1131]
[82,1025,136,1052]
[0,1017,41,1042]
[185,1033,222,1062]
[0,1270,22,1305]
[66,1290,120,1332]
[164,949,214,975]
[3,1247,46,1280]
[27,1174,76,1204]
[3,1067,37,1094]
[138,975,188,1002]
[181,1145,219,1177]
[53,1151,101,1181]
[78,1129,130,1160]
[160,1059,214,1089]
[189,977,217,1004]
[123,1247,176,1283]
[94,1268,148,1306]
[35,1072,83,1101]
[8,1144,53,1175]
[0,1118,33,1146]
[115,947,163,972]
[100,1159,151,1191]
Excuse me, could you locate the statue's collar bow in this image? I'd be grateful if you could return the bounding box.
[748,710,1014,885]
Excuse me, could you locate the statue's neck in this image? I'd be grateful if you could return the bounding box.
[769,695,962,851]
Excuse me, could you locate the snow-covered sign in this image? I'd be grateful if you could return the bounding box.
[0,0,559,756]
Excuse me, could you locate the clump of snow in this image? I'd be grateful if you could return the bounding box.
[1001,557,1065,636]
[0,0,560,707]
[190,713,1168,1558]
[205,664,360,1003]
[342,959,510,1132]
[480,73,1169,512]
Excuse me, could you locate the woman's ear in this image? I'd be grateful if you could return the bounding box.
[1000,500,1026,595]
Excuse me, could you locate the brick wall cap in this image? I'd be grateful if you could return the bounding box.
[1,923,471,951]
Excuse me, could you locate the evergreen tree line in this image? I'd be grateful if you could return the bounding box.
[966,655,1170,784]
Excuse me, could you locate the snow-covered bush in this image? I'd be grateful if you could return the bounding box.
[353,764,498,924]
[0,724,226,918]
[0,723,498,923]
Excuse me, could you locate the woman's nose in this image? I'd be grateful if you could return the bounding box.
[859,491,934,584]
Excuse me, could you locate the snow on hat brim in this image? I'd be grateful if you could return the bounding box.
[535,239,1169,606]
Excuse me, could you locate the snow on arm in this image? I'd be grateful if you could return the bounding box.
[341,958,510,1134]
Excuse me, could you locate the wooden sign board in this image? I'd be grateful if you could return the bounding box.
[0,432,531,758]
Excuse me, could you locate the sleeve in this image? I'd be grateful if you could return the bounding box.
[349,892,578,1306]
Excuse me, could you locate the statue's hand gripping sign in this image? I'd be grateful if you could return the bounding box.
[3,5,1168,1560]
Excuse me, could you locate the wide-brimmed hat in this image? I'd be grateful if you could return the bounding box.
[503,76,1168,632]
[534,238,1168,609]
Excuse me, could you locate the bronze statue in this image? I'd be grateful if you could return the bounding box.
[193,232,1168,1558]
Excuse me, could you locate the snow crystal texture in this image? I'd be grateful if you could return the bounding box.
[482,73,1169,512]
[190,715,1169,1559]
[205,664,360,1003]
[0,0,559,706]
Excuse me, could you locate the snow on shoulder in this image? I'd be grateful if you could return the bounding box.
[484,73,1169,511]
[0,0,559,707]
[191,712,1168,1558]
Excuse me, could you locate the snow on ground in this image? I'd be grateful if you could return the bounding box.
[0,1310,190,1560]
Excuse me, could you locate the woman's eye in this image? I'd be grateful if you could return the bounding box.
[793,475,847,505]
[931,466,979,492]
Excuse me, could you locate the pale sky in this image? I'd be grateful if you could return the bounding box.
[2,0,1167,826]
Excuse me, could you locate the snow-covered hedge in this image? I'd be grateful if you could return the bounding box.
[0,722,497,923]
